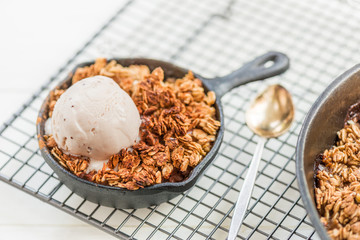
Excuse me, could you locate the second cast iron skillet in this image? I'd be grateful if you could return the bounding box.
[37,51,289,209]
[296,64,360,240]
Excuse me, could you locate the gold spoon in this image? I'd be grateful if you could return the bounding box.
[228,84,295,240]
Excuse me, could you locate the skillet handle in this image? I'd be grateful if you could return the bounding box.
[204,51,290,98]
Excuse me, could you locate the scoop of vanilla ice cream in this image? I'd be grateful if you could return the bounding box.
[51,75,140,161]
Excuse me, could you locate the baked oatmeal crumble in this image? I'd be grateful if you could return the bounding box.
[316,122,360,239]
[44,58,220,190]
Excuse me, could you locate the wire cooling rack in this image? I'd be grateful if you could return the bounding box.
[2,0,360,239]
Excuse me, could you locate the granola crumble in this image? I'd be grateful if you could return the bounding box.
[316,118,360,239]
[44,58,220,190]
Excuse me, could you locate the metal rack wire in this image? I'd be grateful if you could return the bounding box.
[2,0,360,239]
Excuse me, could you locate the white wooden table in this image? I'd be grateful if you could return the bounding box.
[0,1,124,239]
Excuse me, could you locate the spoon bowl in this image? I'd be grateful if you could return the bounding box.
[246,84,294,138]
[228,84,294,239]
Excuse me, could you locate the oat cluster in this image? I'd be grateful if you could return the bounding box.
[316,123,360,239]
[45,58,220,190]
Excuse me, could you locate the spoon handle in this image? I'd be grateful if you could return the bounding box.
[228,137,266,240]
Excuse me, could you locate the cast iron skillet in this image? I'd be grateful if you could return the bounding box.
[296,65,360,240]
[37,51,289,209]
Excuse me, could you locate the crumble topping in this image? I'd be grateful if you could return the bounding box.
[316,114,360,239]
